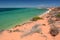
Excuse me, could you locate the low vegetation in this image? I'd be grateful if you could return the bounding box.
[0,30,4,33]
[31,16,43,21]
[56,13,60,18]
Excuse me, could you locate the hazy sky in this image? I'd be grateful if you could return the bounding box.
[0,0,60,8]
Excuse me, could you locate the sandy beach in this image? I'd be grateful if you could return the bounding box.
[0,7,60,40]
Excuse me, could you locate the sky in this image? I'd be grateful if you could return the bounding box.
[0,0,60,8]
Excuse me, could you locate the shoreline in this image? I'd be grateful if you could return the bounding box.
[0,7,60,40]
[12,8,51,29]
[39,8,52,17]
[17,8,51,25]
[0,8,50,30]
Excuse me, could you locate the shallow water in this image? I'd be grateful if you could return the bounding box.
[0,8,48,30]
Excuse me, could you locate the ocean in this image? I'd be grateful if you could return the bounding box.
[0,8,48,30]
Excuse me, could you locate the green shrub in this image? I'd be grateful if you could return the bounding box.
[31,16,43,21]
[56,14,60,18]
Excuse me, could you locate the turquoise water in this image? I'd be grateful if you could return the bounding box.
[0,8,48,30]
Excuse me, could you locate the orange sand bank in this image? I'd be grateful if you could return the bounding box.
[0,8,60,40]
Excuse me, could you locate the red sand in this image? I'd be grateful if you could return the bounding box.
[0,8,60,40]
